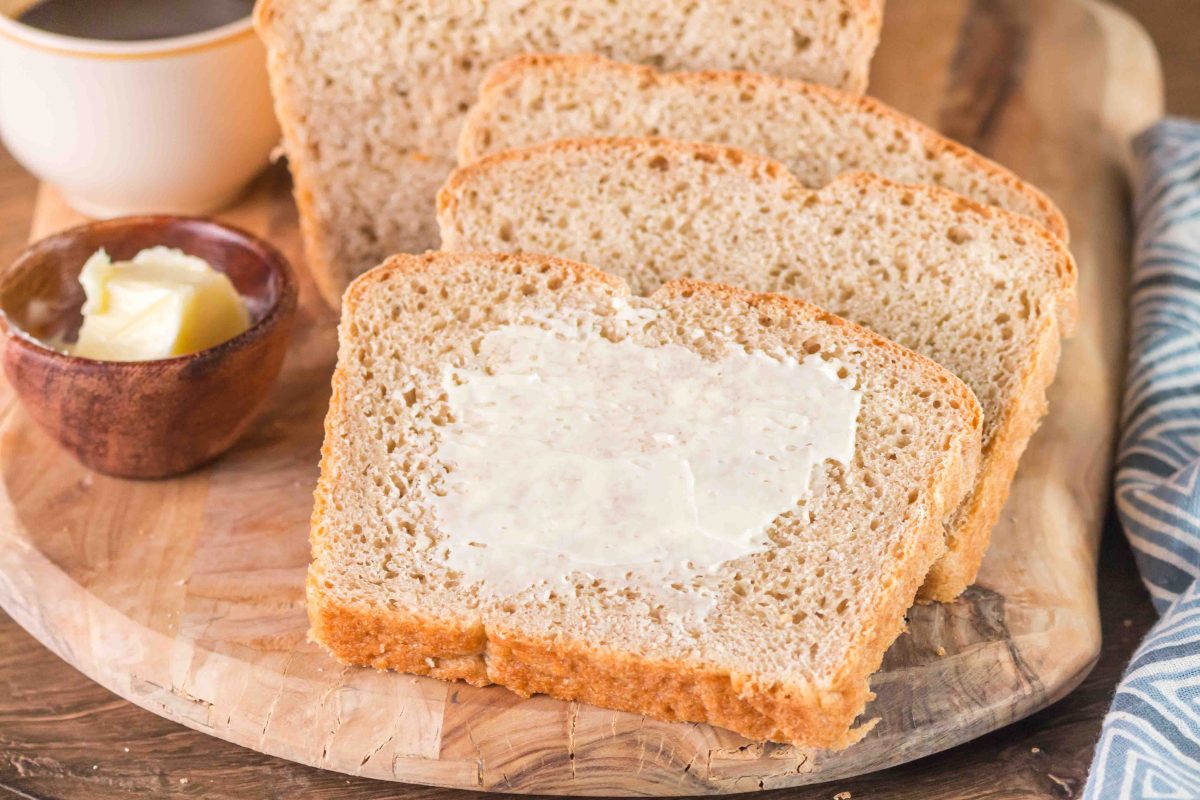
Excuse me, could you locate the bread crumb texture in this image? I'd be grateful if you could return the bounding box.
[311,251,982,748]
[254,0,885,305]
[458,53,1068,241]
[438,138,1077,601]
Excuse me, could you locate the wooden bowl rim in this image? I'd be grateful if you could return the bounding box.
[0,214,298,371]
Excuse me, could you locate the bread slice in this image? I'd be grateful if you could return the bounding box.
[457,53,1068,242]
[313,250,982,748]
[253,0,886,309]
[437,138,1077,601]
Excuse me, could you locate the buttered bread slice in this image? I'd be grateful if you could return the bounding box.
[437,139,1077,601]
[457,54,1068,241]
[312,251,982,749]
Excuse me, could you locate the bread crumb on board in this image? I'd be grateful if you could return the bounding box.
[834,792,852,800]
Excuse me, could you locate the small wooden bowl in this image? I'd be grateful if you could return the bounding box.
[0,216,298,479]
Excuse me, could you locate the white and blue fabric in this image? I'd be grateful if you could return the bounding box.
[1085,118,1200,800]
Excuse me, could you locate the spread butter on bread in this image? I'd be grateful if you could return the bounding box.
[311,251,982,748]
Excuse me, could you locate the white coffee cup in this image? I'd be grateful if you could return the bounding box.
[0,4,280,217]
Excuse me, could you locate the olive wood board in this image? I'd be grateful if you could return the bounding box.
[0,0,1163,794]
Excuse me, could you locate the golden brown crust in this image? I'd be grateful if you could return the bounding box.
[459,53,1069,243]
[312,253,982,747]
[438,137,1077,600]
[310,586,866,747]
[307,577,491,685]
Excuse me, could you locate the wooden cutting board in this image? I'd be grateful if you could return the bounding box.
[0,0,1162,794]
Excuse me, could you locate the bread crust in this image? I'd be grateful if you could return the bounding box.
[438,137,1077,600]
[311,252,983,748]
[459,53,1069,243]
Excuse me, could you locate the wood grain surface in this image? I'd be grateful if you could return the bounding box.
[1109,0,1200,119]
[0,0,1180,797]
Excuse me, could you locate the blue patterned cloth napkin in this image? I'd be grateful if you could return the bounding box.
[1085,118,1200,799]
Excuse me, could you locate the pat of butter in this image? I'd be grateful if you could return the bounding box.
[72,247,250,361]
[429,313,861,604]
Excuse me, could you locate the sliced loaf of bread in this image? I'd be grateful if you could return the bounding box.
[437,138,1077,601]
[313,250,982,748]
[254,0,886,308]
[457,53,1067,241]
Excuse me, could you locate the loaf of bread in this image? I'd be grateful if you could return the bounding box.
[312,250,982,748]
[253,0,886,308]
[457,53,1067,241]
[437,139,1077,601]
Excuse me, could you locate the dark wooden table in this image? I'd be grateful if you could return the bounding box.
[1,2,1196,797]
